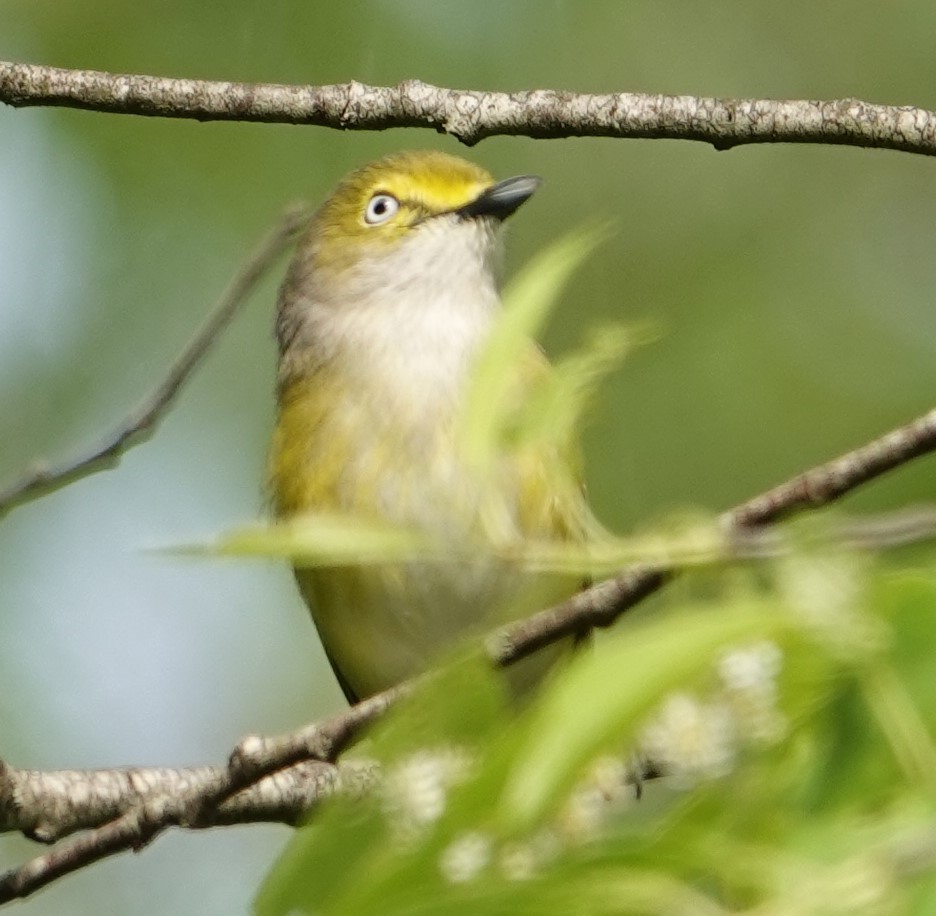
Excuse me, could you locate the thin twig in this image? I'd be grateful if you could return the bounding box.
[492,405,936,666]
[2,60,936,154]
[0,204,311,519]
[727,407,936,528]
[716,504,936,558]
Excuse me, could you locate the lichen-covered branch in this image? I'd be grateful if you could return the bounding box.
[0,757,378,843]
[0,757,377,903]
[0,686,401,903]
[2,60,935,154]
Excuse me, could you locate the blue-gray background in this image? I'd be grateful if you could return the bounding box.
[1,2,935,912]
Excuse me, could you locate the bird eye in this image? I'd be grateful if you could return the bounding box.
[364,193,400,225]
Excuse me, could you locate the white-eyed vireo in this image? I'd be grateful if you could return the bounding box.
[269,150,599,703]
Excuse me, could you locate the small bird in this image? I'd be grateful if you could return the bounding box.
[269,150,598,703]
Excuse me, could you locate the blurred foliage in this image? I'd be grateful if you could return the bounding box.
[1,1,936,914]
[258,551,936,915]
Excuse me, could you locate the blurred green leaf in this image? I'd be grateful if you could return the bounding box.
[460,225,610,473]
[500,599,790,829]
[258,552,936,915]
[184,513,434,566]
[513,322,651,452]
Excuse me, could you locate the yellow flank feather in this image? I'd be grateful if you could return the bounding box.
[270,346,589,541]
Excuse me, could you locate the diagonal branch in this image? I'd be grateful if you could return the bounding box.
[726,407,936,527]
[492,405,936,666]
[4,405,936,903]
[0,203,311,519]
[2,60,936,154]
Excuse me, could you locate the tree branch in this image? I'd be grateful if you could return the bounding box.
[727,408,936,527]
[2,60,936,154]
[3,401,936,902]
[492,405,936,666]
[0,691,399,904]
[0,759,371,905]
[0,757,377,843]
[0,203,311,519]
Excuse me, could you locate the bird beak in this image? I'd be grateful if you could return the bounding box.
[456,175,542,221]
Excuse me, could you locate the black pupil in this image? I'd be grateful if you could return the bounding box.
[373,198,387,216]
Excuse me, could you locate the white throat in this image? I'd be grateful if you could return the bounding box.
[316,217,503,414]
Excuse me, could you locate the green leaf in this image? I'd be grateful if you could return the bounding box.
[184,512,434,567]
[500,601,790,830]
[460,225,610,472]
[512,322,644,451]
[255,805,386,916]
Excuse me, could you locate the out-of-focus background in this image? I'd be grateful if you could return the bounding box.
[1,2,935,912]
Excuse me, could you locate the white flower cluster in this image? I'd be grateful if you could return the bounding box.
[718,640,787,745]
[379,746,560,886]
[639,692,737,788]
[428,642,786,885]
[639,640,786,788]
[439,828,561,885]
[780,553,861,624]
[437,756,636,884]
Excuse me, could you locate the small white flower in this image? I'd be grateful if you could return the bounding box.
[780,553,860,622]
[640,692,737,787]
[718,642,787,745]
[588,754,632,801]
[718,641,782,691]
[439,831,491,884]
[777,553,885,655]
[382,747,472,840]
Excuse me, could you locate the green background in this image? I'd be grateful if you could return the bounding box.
[1,2,934,912]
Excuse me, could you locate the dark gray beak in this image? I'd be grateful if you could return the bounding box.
[456,175,542,221]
